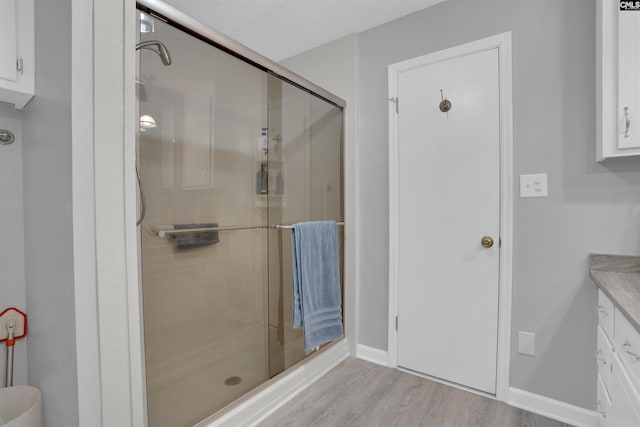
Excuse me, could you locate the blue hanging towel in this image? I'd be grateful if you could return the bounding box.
[291,221,343,353]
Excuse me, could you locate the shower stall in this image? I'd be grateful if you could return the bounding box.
[135,2,344,426]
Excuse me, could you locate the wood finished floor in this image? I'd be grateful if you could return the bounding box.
[259,358,573,427]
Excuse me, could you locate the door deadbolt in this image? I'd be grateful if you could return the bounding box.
[481,236,494,248]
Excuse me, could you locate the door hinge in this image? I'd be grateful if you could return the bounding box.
[389,97,399,114]
[395,316,398,331]
[16,58,23,74]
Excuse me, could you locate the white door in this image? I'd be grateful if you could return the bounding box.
[396,48,500,394]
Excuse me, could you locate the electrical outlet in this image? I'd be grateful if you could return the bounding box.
[518,331,535,356]
[520,173,548,198]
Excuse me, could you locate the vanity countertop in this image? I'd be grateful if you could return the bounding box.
[590,253,640,333]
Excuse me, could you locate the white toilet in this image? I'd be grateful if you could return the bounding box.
[0,386,42,427]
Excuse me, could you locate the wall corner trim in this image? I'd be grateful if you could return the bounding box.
[356,344,389,367]
[507,387,599,427]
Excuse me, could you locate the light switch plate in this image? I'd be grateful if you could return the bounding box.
[518,331,535,356]
[520,173,548,198]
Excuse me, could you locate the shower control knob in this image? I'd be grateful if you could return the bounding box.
[481,236,494,248]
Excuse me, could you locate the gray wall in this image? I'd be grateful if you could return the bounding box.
[21,0,79,425]
[357,0,640,409]
[0,103,27,386]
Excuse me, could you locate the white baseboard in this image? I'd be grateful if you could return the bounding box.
[508,387,599,427]
[356,344,389,367]
[197,339,350,427]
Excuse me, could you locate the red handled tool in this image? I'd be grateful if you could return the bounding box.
[0,307,27,387]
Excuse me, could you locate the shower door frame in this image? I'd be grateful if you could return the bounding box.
[134,0,347,424]
[88,0,348,423]
[135,1,345,110]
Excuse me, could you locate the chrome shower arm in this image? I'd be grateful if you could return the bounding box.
[136,40,172,66]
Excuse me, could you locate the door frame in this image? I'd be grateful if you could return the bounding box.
[387,32,513,401]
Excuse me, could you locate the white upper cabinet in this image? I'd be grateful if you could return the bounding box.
[0,0,34,109]
[597,0,640,160]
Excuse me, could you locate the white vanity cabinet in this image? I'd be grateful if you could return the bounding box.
[597,289,640,426]
[598,374,613,426]
[0,0,34,109]
[597,0,640,159]
[610,355,640,427]
[597,289,615,424]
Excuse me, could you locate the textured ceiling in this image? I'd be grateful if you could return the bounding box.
[164,0,446,61]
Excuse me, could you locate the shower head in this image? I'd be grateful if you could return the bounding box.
[136,40,172,66]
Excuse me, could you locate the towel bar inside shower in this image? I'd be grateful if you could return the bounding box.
[275,221,344,230]
[149,221,345,237]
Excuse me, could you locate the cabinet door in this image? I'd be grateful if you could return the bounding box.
[597,0,640,159]
[597,374,612,426]
[618,10,640,149]
[611,355,640,427]
[0,0,17,82]
[614,308,640,389]
[599,289,615,339]
[598,325,614,392]
[0,0,33,108]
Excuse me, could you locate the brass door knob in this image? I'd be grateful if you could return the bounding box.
[481,236,494,248]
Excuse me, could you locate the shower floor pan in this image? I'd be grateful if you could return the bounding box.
[146,323,267,427]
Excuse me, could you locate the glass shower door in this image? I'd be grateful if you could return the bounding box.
[137,8,345,424]
[137,17,269,427]
[267,75,344,376]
